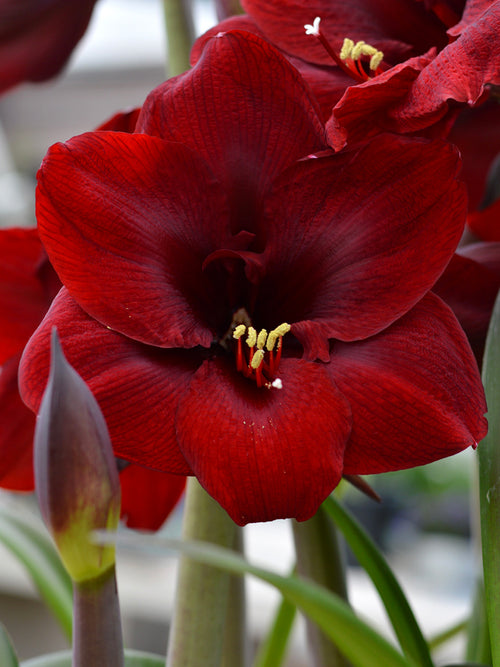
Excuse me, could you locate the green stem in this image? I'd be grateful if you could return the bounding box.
[478,291,500,666]
[166,478,240,667]
[222,530,249,667]
[72,565,124,667]
[292,512,350,667]
[162,0,194,77]
[214,0,244,20]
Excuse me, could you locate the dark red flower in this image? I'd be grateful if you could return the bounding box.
[0,0,100,94]
[20,31,487,525]
[202,1,500,223]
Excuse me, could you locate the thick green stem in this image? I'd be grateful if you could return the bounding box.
[162,0,194,77]
[292,512,350,667]
[222,529,249,667]
[72,565,124,667]
[477,290,500,665]
[166,478,240,667]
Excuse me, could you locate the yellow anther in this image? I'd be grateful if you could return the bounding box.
[340,38,354,60]
[369,50,384,71]
[250,349,265,370]
[233,324,246,340]
[351,40,368,60]
[246,327,257,348]
[266,323,291,351]
[256,329,268,350]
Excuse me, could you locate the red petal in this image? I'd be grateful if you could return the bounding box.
[19,289,196,475]
[393,2,500,124]
[119,465,186,531]
[36,132,231,349]
[138,29,326,228]
[0,353,35,490]
[330,293,487,473]
[0,227,53,364]
[433,242,500,364]
[176,357,351,525]
[258,134,466,357]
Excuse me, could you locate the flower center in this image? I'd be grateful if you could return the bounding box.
[304,16,386,82]
[232,322,290,389]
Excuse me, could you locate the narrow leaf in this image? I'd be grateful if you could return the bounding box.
[0,623,19,667]
[102,532,415,667]
[321,495,434,667]
[478,289,500,665]
[253,594,297,667]
[0,506,73,639]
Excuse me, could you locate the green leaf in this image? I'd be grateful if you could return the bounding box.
[0,623,20,667]
[103,531,416,667]
[253,593,296,667]
[321,495,434,667]
[21,649,164,666]
[0,506,73,640]
[478,289,500,666]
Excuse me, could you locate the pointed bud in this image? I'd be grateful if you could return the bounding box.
[34,328,121,583]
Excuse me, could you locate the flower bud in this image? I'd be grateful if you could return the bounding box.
[34,328,121,582]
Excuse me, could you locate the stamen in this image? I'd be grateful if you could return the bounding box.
[256,329,268,350]
[233,324,246,340]
[246,327,257,348]
[340,38,354,60]
[250,349,265,370]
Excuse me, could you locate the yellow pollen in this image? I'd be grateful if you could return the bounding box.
[233,324,246,340]
[246,327,257,348]
[369,51,384,71]
[256,329,268,350]
[340,37,384,71]
[340,38,354,60]
[250,349,265,370]
[266,323,291,351]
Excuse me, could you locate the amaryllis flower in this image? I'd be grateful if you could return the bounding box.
[198,0,500,219]
[20,31,487,525]
[0,0,100,94]
[0,229,184,530]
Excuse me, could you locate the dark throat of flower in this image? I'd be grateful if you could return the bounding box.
[226,310,291,390]
[304,16,387,83]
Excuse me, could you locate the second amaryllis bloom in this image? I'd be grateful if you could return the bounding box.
[20,30,486,525]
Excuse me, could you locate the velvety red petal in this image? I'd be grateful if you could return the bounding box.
[0,0,98,93]
[176,357,351,525]
[447,101,500,211]
[37,132,231,349]
[448,0,495,35]
[326,53,434,150]
[240,0,447,66]
[139,29,326,232]
[19,288,196,475]
[394,2,500,125]
[0,353,35,490]
[96,108,141,133]
[433,242,500,363]
[119,464,186,531]
[329,293,487,474]
[257,134,466,358]
[0,227,54,364]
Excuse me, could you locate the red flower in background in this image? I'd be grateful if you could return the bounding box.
[20,31,486,525]
[197,0,500,224]
[0,0,99,94]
